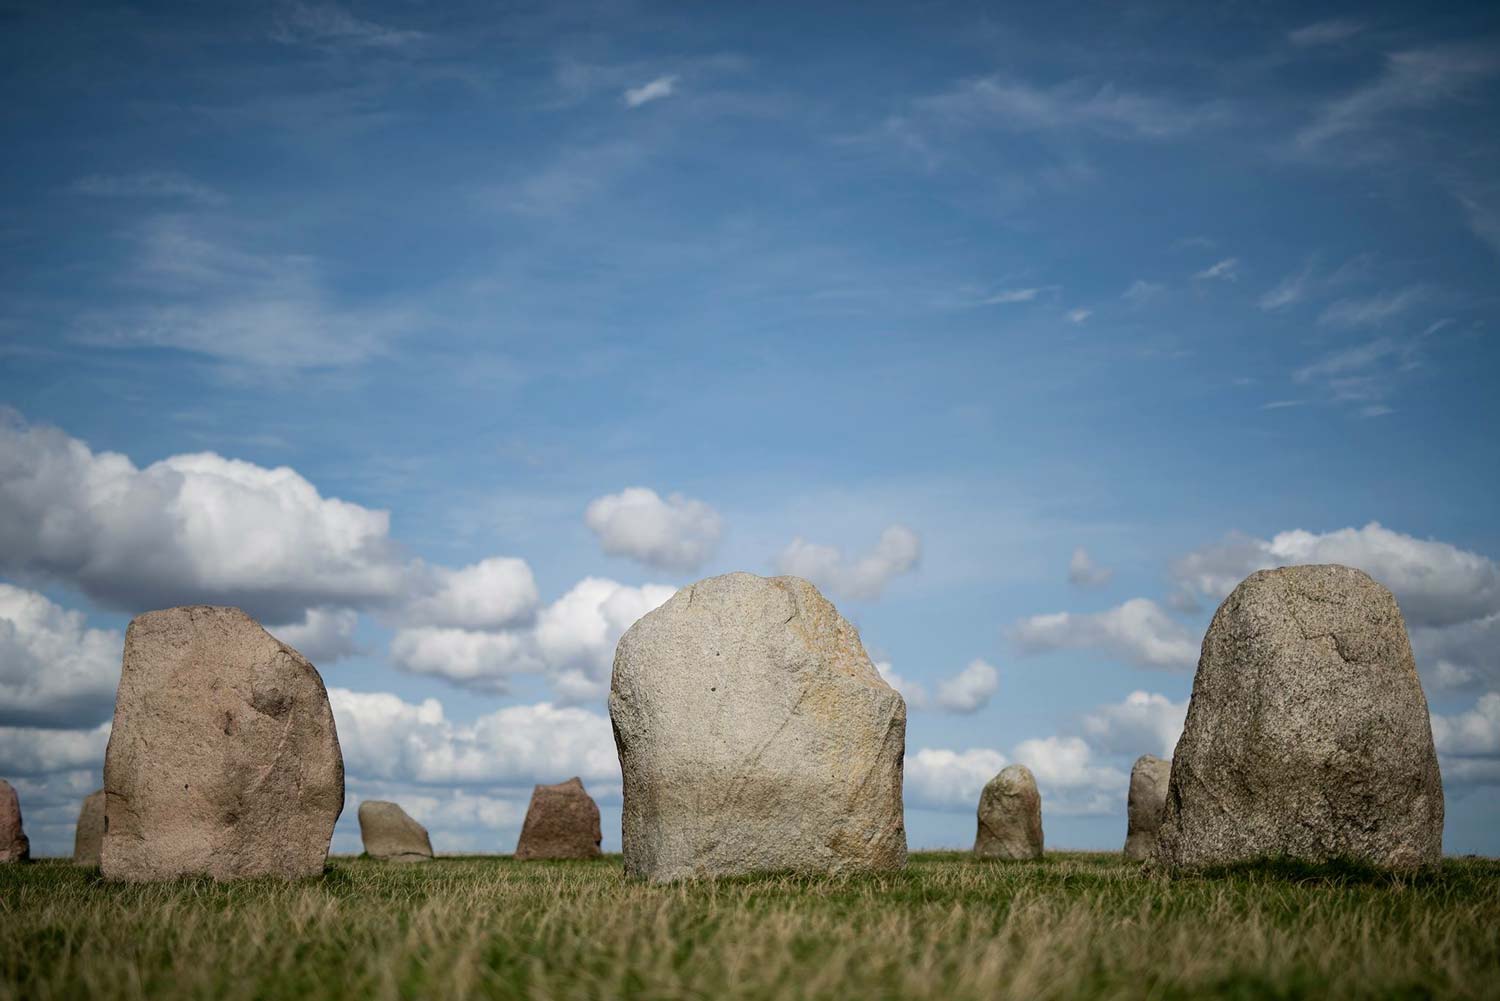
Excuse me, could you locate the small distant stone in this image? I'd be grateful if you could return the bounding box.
[102,606,345,881]
[974,764,1043,860]
[1157,564,1444,869]
[73,789,106,866]
[0,779,29,863]
[1122,756,1170,861]
[358,801,433,862]
[514,778,602,860]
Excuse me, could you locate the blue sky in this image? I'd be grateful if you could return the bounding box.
[2,0,1498,857]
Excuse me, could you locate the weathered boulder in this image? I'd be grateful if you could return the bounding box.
[73,789,106,866]
[513,777,602,860]
[610,572,907,882]
[0,779,28,863]
[101,606,345,881]
[973,764,1044,860]
[1157,564,1443,869]
[357,801,433,862]
[1122,755,1171,861]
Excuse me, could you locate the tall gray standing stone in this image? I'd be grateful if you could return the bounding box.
[101,606,345,881]
[74,789,106,866]
[1122,755,1171,861]
[610,572,908,882]
[358,801,433,862]
[1157,564,1443,870]
[0,779,28,863]
[973,764,1044,860]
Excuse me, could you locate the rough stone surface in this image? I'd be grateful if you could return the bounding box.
[73,789,106,866]
[513,778,602,860]
[101,606,345,881]
[1157,564,1443,870]
[973,764,1044,860]
[358,801,433,862]
[610,572,907,882]
[0,779,28,863]
[1122,756,1171,861]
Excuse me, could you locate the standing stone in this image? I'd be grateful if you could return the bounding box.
[0,780,28,863]
[513,778,602,860]
[101,606,345,881]
[611,572,907,882]
[1123,755,1171,861]
[973,764,1044,860]
[1157,565,1443,870]
[73,789,106,866]
[358,801,433,862]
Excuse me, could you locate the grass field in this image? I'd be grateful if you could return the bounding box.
[2,852,1497,1000]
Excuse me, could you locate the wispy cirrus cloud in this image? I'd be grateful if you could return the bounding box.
[1259,259,1318,310]
[1193,257,1240,281]
[1288,19,1365,48]
[982,287,1047,305]
[70,216,412,368]
[71,171,224,205]
[1317,286,1428,329]
[913,75,1228,140]
[1295,45,1500,155]
[624,75,678,108]
[270,2,424,49]
[1122,279,1163,305]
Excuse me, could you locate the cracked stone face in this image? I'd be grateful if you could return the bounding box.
[973,764,1044,860]
[1123,755,1170,861]
[357,801,433,862]
[1156,564,1443,869]
[610,572,908,882]
[102,606,345,881]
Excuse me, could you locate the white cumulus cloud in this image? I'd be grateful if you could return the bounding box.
[903,748,1008,809]
[0,413,408,623]
[0,721,111,776]
[0,584,122,728]
[390,577,675,703]
[907,733,1126,816]
[934,659,999,714]
[1169,522,1500,629]
[1012,736,1127,815]
[329,687,619,786]
[268,606,360,664]
[402,557,539,630]
[1431,692,1500,757]
[776,524,921,601]
[1011,598,1199,669]
[875,660,929,709]
[389,627,535,693]
[1081,690,1187,759]
[584,487,723,572]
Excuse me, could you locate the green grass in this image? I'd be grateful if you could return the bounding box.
[2,852,1497,1000]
